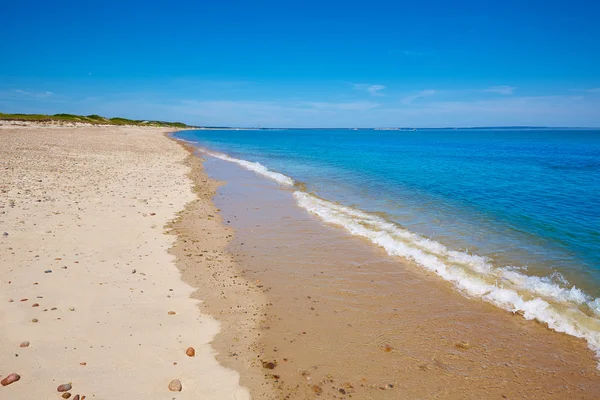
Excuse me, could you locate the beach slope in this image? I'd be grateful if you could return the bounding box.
[0,123,249,399]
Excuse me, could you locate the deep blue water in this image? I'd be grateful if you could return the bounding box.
[175,128,600,295]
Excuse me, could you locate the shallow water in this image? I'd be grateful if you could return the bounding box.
[204,156,600,399]
[175,128,600,358]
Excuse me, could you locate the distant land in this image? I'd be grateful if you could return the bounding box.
[2,113,597,130]
[0,112,193,128]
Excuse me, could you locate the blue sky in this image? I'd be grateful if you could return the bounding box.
[1,0,599,127]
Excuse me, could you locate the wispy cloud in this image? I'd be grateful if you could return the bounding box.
[353,83,386,96]
[481,86,516,95]
[13,89,54,98]
[571,88,600,93]
[401,89,436,104]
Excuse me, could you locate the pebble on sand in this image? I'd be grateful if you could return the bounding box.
[73,395,80,400]
[311,385,323,394]
[62,393,72,399]
[19,341,30,348]
[168,379,182,392]
[1,373,21,386]
[57,383,72,392]
[185,347,195,357]
[167,311,176,315]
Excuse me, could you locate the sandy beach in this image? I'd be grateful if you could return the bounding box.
[0,123,251,399]
[3,122,600,400]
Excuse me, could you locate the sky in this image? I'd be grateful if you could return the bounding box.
[1,0,600,127]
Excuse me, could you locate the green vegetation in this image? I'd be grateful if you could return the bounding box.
[0,112,191,128]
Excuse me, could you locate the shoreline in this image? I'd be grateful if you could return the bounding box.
[166,137,276,398]
[0,124,249,398]
[192,143,600,398]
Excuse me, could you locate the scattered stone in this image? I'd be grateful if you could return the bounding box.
[132,269,136,274]
[69,308,75,311]
[339,388,346,394]
[185,347,195,357]
[32,303,39,307]
[32,318,39,323]
[8,299,13,302]
[1,373,20,386]
[2,232,8,237]
[80,362,87,366]
[168,379,182,392]
[311,385,323,394]
[20,298,28,302]
[455,341,470,350]
[262,360,277,369]
[57,383,72,392]
[73,395,80,400]
[45,270,52,273]
[62,393,72,399]
[167,311,176,315]
[19,341,30,348]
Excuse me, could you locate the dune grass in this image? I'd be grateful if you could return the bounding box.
[0,112,190,128]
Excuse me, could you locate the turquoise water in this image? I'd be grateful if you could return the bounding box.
[175,128,600,354]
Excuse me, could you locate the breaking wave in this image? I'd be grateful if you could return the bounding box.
[203,149,600,365]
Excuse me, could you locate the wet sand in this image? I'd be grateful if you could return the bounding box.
[204,156,600,399]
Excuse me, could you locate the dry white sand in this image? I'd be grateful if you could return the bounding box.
[0,123,250,399]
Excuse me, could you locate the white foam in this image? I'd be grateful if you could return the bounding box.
[203,150,295,186]
[293,191,600,364]
[186,146,600,365]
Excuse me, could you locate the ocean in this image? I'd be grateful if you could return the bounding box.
[174,128,600,358]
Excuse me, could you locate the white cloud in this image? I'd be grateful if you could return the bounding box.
[482,86,516,95]
[13,89,54,98]
[353,83,386,96]
[572,88,600,93]
[401,89,436,104]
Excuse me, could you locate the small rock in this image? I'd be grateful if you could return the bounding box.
[20,298,28,302]
[132,269,136,274]
[455,341,470,350]
[8,299,14,302]
[69,308,75,311]
[167,311,176,315]
[32,318,39,323]
[19,341,30,348]
[262,361,277,369]
[62,393,72,399]
[312,385,323,394]
[57,383,72,392]
[168,379,182,392]
[73,395,80,400]
[339,388,346,394]
[185,347,195,357]
[1,373,20,386]
[3,232,8,237]
[44,270,52,273]
[80,362,87,366]
[32,303,39,307]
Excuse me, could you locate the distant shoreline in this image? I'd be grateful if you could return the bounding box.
[3,112,598,131]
